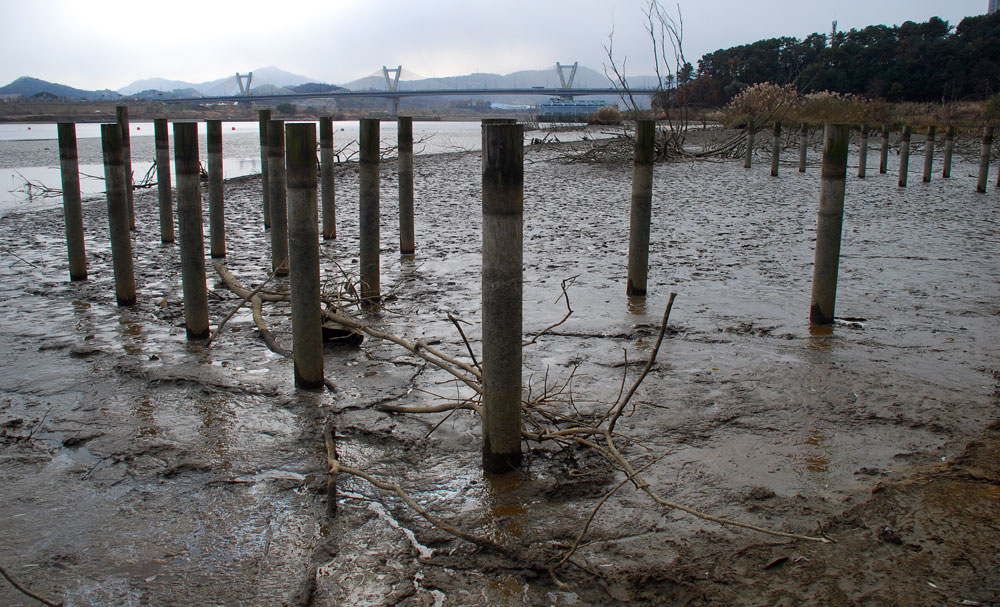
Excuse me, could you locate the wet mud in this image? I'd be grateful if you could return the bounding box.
[1,137,999,606]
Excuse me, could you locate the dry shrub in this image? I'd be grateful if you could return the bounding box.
[588,105,623,125]
[724,82,800,127]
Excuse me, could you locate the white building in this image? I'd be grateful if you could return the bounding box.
[990,0,999,14]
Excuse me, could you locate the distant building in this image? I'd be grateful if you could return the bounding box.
[538,98,608,122]
[991,0,999,14]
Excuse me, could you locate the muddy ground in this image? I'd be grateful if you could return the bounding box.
[1,134,998,606]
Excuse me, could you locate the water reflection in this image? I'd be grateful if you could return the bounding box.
[482,472,528,541]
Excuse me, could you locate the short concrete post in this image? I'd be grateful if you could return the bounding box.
[481,121,524,474]
[285,123,324,389]
[173,122,210,339]
[879,124,890,174]
[100,124,136,306]
[898,125,912,187]
[398,116,415,255]
[268,120,289,275]
[153,118,175,243]
[259,109,272,229]
[207,120,226,258]
[942,126,955,179]
[858,124,869,179]
[976,126,993,193]
[922,125,936,183]
[809,124,850,326]
[116,106,135,230]
[57,123,87,281]
[798,122,808,172]
[744,120,754,169]
[359,118,381,304]
[627,120,655,297]
[770,122,781,177]
[319,116,336,240]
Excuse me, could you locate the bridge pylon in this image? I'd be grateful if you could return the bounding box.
[556,62,578,89]
[382,65,402,91]
[236,72,253,96]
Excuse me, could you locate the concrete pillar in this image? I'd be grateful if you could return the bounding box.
[285,123,324,389]
[268,120,289,275]
[898,125,912,187]
[809,124,850,326]
[942,126,955,179]
[858,124,869,179]
[627,120,655,297]
[259,109,272,229]
[770,122,781,177]
[744,120,754,169]
[879,124,890,174]
[153,118,175,243]
[116,106,135,230]
[207,120,226,258]
[398,116,415,255]
[922,125,936,183]
[976,126,993,193]
[57,123,87,281]
[173,122,210,339]
[481,120,524,474]
[100,124,136,306]
[359,118,381,304]
[319,116,336,240]
[798,122,808,172]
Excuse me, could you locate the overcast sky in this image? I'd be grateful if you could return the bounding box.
[0,0,989,90]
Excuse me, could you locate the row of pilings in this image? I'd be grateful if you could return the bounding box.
[55,112,997,474]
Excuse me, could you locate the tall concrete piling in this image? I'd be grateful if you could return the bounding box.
[100,124,136,306]
[173,122,210,339]
[809,124,850,326]
[942,126,955,179]
[798,122,808,172]
[898,125,912,187]
[359,118,381,304]
[207,120,226,258]
[858,124,869,179]
[259,109,272,229]
[770,122,781,177]
[57,123,87,281]
[153,118,175,243]
[922,125,936,183]
[398,116,415,255]
[627,120,656,297]
[285,123,324,389]
[879,124,890,174]
[116,106,135,230]
[268,120,289,275]
[744,120,755,169]
[976,126,993,193]
[481,120,524,474]
[319,117,336,240]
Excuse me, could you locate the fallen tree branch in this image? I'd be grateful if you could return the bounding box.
[0,565,62,607]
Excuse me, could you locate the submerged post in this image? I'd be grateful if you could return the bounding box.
[116,106,135,230]
[798,122,808,172]
[319,116,336,240]
[810,124,850,326]
[922,125,936,183]
[879,124,890,174]
[173,122,210,339]
[268,120,289,275]
[898,125,912,187]
[259,109,272,229]
[207,120,226,258]
[858,124,869,179]
[942,125,955,179]
[153,118,175,243]
[359,118,381,304]
[481,120,524,474]
[744,120,754,169]
[57,123,87,281]
[770,122,781,176]
[100,124,136,306]
[285,123,324,389]
[627,120,655,297]
[398,116,415,255]
[976,126,993,193]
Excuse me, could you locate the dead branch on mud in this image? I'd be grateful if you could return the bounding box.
[0,564,62,607]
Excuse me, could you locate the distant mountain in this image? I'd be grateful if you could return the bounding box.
[117,66,321,96]
[341,64,660,92]
[0,76,120,101]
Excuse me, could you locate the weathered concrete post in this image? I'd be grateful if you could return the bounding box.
[858,124,869,179]
[744,120,754,169]
[798,122,808,172]
[809,124,850,326]
[259,109,272,229]
[57,123,87,281]
[770,122,782,176]
[942,126,956,178]
[922,125,936,183]
[359,118,381,304]
[173,122,210,339]
[398,116,415,255]
[898,125,912,187]
[268,120,289,275]
[879,124,890,174]
[153,118,175,243]
[116,106,135,230]
[100,124,136,306]
[319,116,336,240]
[285,123,324,389]
[627,120,655,297]
[976,126,993,193]
[481,120,524,474]
[207,120,226,258]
